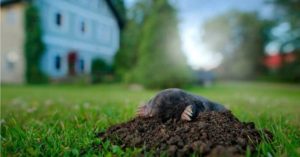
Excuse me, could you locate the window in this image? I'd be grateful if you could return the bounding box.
[54,55,61,70]
[6,9,17,25]
[55,13,62,26]
[50,10,70,32]
[79,59,84,72]
[76,18,90,37]
[6,60,15,71]
[5,52,18,71]
[80,21,86,33]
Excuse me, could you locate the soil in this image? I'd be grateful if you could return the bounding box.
[97,111,273,157]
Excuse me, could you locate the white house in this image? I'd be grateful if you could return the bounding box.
[0,0,124,83]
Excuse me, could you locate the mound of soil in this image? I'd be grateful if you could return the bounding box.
[98,111,273,156]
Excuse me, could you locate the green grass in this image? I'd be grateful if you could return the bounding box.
[1,82,300,156]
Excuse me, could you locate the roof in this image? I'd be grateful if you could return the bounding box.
[1,0,125,29]
[264,53,297,69]
[105,0,126,29]
[0,0,23,6]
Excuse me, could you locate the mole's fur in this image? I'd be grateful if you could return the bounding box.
[137,88,227,121]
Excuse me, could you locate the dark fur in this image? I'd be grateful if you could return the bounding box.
[147,88,226,121]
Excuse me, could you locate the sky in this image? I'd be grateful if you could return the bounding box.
[124,0,274,70]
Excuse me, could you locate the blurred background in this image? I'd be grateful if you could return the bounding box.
[1,0,299,87]
[1,1,300,156]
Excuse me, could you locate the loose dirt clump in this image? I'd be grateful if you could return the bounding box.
[98,111,273,156]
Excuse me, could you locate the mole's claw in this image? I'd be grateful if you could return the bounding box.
[181,105,193,121]
[136,109,144,116]
[186,105,192,111]
[186,111,192,117]
[185,108,193,116]
[136,105,147,117]
[181,112,191,121]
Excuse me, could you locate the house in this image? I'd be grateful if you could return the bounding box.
[193,70,215,87]
[0,0,124,84]
[264,53,297,70]
[264,29,300,70]
[264,24,300,71]
[1,0,26,83]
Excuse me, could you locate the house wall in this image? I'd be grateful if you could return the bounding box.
[36,0,120,78]
[0,3,26,84]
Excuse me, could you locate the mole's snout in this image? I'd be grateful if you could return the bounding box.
[137,105,153,117]
[136,105,146,117]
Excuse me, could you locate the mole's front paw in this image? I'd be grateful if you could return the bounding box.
[181,105,193,121]
[136,105,147,117]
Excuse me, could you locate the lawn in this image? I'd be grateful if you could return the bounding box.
[1,82,300,156]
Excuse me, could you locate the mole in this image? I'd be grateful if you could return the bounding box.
[137,88,227,121]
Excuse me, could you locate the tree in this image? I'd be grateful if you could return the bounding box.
[202,11,272,79]
[114,0,158,82]
[131,0,193,88]
[268,0,300,82]
[114,19,140,81]
[24,4,47,83]
[110,0,126,21]
[108,0,127,29]
[114,0,153,82]
[269,0,300,29]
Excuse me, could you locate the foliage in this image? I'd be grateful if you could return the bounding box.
[114,0,153,82]
[114,20,140,81]
[269,0,300,29]
[278,52,300,82]
[267,0,300,82]
[91,58,113,83]
[131,0,193,88]
[1,82,300,156]
[110,0,126,20]
[109,0,127,28]
[24,4,47,83]
[203,11,272,80]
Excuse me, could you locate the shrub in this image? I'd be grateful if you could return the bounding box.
[91,58,113,83]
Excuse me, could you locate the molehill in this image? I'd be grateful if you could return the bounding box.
[98,111,273,156]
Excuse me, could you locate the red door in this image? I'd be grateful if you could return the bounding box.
[68,52,77,76]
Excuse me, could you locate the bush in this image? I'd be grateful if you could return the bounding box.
[278,52,300,82]
[91,59,113,83]
[24,4,47,84]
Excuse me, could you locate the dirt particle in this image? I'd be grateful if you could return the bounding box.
[167,145,177,155]
[237,137,247,148]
